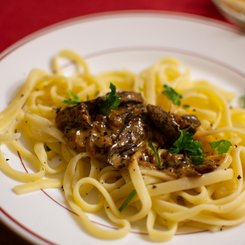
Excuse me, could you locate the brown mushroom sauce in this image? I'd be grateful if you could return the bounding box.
[56,91,218,178]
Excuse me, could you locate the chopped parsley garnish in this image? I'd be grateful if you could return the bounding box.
[100,83,121,115]
[162,84,183,106]
[118,190,137,212]
[148,140,162,168]
[169,129,204,164]
[209,140,232,154]
[64,91,81,105]
[239,95,245,108]
[182,104,190,109]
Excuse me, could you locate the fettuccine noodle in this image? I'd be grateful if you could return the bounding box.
[1,50,245,242]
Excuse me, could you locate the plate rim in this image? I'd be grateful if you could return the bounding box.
[0,10,239,61]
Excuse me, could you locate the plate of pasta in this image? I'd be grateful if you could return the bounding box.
[0,12,245,245]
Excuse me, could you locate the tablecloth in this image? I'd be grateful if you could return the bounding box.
[0,0,228,244]
[0,0,228,53]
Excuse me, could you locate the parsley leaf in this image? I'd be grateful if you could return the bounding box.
[162,84,183,106]
[209,140,232,154]
[118,190,137,212]
[64,91,81,105]
[239,95,245,108]
[182,104,190,109]
[148,141,162,168]
[100,83,121,115]
[169,129,204,164]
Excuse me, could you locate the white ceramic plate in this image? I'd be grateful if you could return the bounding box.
[0,12,245,245]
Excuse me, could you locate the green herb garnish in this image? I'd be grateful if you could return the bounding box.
[162,84,183,106]
[148,140,162,168]
[182,104,190,109]
[100,83,121,115]
[169,129,204,164]
[118,190,137,212]
[209,140,232,154]
[239,95,245,108]
[64,91,81,105]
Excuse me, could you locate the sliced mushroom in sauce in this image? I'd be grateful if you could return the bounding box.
[56,90,217,178]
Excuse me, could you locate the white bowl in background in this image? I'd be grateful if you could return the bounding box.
[213,0,245,30]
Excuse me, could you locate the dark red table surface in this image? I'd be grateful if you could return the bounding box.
[0,0,229,54]
[0,0,229,244]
